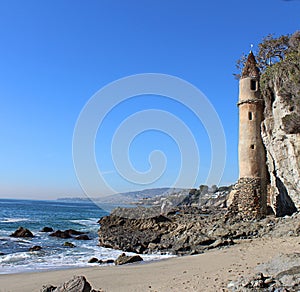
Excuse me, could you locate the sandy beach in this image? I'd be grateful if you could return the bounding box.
[1,236,299,292]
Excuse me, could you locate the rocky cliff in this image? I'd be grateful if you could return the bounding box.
[260,32,300,216]
[98,205,300,255]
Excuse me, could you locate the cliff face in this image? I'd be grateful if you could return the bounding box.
[261,86,300,215]
[260,45,300,216]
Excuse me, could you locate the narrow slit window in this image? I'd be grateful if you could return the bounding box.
[250,80,257,91]
[248,112,253,120]
[250,144,255,149]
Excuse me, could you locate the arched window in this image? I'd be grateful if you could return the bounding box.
[248,112,253,120]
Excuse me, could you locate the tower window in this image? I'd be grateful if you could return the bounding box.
[250,80,257,91]
[248,112,253,120]
[250,144,255,149]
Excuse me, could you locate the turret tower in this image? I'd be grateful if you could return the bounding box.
[228,52,268,219]
[238,52,266,180]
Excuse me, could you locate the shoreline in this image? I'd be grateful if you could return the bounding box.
[1,236,299,292]
[0,253,174,276]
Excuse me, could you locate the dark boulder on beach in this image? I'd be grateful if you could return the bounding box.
[29,245,42,251]
[10,227,34,238]
[40,275,103,292]
[41,227,54,232]
[114,253,143,265]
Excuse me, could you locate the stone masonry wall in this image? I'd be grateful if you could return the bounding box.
[227,177,267,220]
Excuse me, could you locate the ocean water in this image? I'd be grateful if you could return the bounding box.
[0,199,172,274]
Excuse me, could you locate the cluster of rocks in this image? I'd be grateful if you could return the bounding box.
[229,273,288,291]
[88,257,114,264]
[88,253,143,266]
[229,253,300,291]
[49,229,90,240]
[41,275,103,292]
[10,226,90,240]
[98,205,300,256]
[8,226,90,252]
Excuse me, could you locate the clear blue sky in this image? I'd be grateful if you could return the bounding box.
[0,0,299,199]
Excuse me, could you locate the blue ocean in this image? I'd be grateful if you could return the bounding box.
[0,199,170,274]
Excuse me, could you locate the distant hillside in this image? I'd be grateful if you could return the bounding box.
[58,187,184,205]
[95,187,186,204]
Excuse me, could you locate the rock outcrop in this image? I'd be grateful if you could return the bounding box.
[98,206,300,255]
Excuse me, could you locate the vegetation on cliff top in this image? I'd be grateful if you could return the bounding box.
[237,31,300,134]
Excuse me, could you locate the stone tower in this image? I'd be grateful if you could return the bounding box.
[238,52,267,180]
[228,52,268,219]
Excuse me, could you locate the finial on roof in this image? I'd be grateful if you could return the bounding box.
[241,51,260,79]
[250,44,253,52]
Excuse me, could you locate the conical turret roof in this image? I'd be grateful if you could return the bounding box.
[241,51,260,78]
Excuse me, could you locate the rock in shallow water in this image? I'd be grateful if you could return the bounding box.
[29,245,42,251]
[40,227,54,232]
[49,230,71,239]
[75,234,90,240]
[98,259,114,265]
[88,257,99,263]
[50,229,86,239]
[63,241,75,248]
[10,227,34,238]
